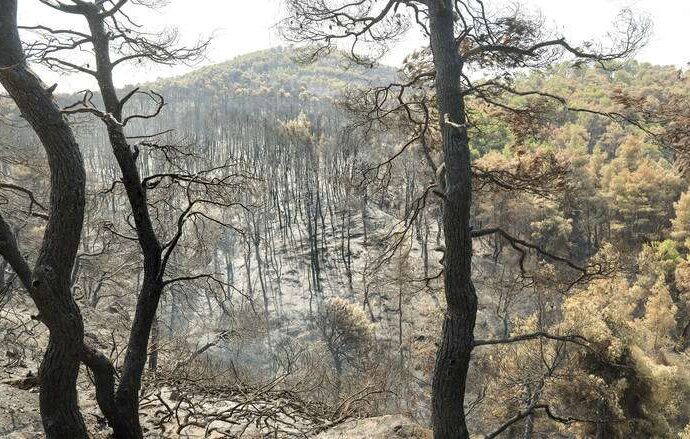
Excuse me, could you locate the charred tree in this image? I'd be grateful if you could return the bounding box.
[0,2,87,437]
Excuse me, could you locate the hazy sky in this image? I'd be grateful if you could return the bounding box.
[17,0,690,91]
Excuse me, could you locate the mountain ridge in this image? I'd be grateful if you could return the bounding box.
[143,46,397,100]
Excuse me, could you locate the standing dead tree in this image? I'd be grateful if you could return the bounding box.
[0,1,88,437]
[281,1,647,437]
[16,1,248,438]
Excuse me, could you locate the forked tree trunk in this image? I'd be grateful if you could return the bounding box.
[428,1,477,438]
[0,2,87,437]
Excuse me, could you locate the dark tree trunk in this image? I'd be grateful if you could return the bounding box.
[113,272,164,438]
[79,10,165,438]
[428,1,477,438]
[0,2,87,437]
[252,215,272,341]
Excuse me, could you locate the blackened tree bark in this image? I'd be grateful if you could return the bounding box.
[0,2,87,437]
[428,3,476,437]
[89,15,164,438]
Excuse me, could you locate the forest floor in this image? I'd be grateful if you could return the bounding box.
[0,382,43,439]
[0,372,430,438]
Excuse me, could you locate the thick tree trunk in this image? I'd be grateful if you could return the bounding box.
[428,1,477,438]
[0,3,88,437]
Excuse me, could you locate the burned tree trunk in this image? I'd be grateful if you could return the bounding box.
[53,9,167,438]
[0,2,87,437]
[428,1,477,438]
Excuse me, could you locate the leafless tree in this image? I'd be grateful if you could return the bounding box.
[6,1,249,437]
[0,2,88,436]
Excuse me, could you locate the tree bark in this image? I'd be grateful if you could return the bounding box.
[74,9,165,438]
[428,1,477,438]
[0,2,87,437]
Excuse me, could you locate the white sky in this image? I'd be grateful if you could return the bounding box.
[16,0,690,91]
